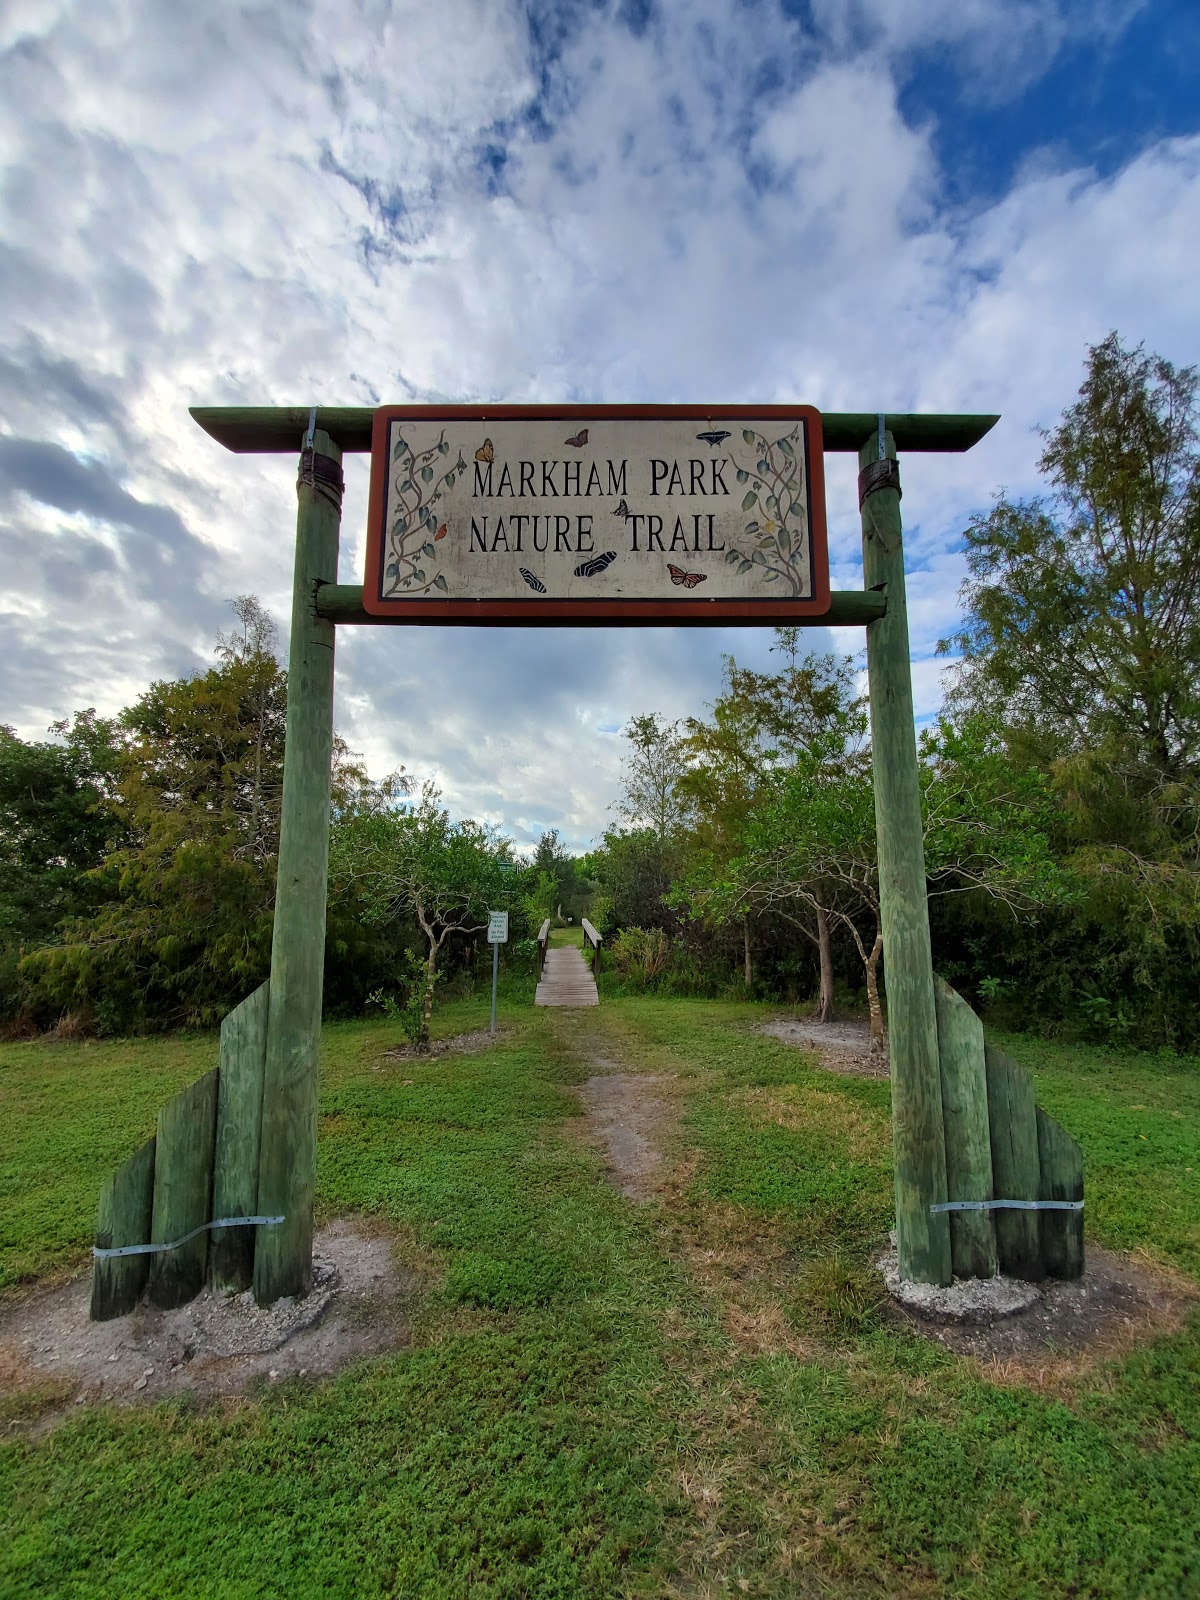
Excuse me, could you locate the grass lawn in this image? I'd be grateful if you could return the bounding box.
[2,997,1198,1597]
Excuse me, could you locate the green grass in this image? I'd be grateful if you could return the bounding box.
[2,997,1199,1597]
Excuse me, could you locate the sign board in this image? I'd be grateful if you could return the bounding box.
[364,405,828,622]
[487,911,509,944]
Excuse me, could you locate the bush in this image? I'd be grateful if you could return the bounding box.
[609,927,672,988]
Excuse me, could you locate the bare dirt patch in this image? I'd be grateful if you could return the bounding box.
[0,1219,413,1433]
[576,1060,676,1201]
[379,1027,506,1065]
[883,1243,1198,1389]
[761,1015,888,1079]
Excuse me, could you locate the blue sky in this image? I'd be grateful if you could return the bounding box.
[1,0,1197,850]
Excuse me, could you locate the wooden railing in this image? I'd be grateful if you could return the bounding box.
[537,918,551,976]
[581,918,602,975]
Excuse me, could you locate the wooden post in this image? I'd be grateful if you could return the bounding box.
[90,1136,156,1321]
[253,425,342,1306]
[148,1070,219,1308]
[860,427,952,1286]
[210,980,270,1293]
[984,1045,1044,1280]
[933,976,998,1279]
[1037,1107,1084,1279]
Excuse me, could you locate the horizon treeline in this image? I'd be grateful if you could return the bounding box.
[2,333,1197,1049]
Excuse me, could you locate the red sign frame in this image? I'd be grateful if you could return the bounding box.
[363,404,829,623]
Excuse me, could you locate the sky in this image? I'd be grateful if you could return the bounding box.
[2,0,1198,852]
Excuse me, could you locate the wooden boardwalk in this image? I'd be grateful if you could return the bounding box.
[535,945,599,1008]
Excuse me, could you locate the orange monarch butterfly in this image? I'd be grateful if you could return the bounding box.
[475,438,494,463]
[667,563,707,589]
[435,524,447,541]
[564,428,588,447]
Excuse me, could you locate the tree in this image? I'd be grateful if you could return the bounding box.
[944,333,1200,785]
[330,782,519,1049]
[615,714,693,838]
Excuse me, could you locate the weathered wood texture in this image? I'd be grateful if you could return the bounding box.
[581,918,603,975]
[210,980,270,1292]
[90,1136,156,1321]
[984,1045,1044,1281]
[148,1070,219,1309]
[314,582,889,630]
[860,429,951,1286]
[536,919,551,976]
[1037,1107,1085,1279]
[192,407,999,457]
[254,429,341,1306]
[535,946,599,1008]
[933,976,998,1280]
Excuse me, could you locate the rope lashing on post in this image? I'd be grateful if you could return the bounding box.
[93,1216,284,1260]
[298,405,344,510]
[929,1199,1083,1215]
[858,414,902,508]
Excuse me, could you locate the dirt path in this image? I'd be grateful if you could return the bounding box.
[577,1066,673,1200]
[761,1014,888,1078]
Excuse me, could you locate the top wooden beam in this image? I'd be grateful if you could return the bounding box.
[189,406,999,456]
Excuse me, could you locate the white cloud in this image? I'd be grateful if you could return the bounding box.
[1,0,1196,849]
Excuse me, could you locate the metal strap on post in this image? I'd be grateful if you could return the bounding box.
[93,1215,284,1260]
[929,1199,1083,1214]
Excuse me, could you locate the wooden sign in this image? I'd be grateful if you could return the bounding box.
[363,405,828,621]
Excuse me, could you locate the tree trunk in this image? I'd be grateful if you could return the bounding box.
[815,905,834,1023]
[743,918,752,988]
[865,931,884,1054]
[419,944,437,1052]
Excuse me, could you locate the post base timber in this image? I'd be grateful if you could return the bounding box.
[210,981,270,1293]
[90,1137,156,1321]
[931,972,1084,1285]
[89,984,275,1320]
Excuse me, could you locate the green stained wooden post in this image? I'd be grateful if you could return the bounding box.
[984,1044,1044,1280]
[1036,1107,1084,1279]
[148,1070,219,1308]
[253,425,342,1306]
[210,980,270,1292]
[933,976,998,1279]
[860,426,952,1286]
[90,1136,156,1321]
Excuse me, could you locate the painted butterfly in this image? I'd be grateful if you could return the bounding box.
[696,430,731,448]
[574,551,617,578]
[519,568,546,594]
[612,498,631,519]
[667,563,707,589]
[435,523,447,541]
[475,438,494,463]
[564,428,589,447]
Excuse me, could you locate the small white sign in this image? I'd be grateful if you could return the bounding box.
[487,911,509,944]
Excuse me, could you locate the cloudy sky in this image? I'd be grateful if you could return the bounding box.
[2,0,1198,851]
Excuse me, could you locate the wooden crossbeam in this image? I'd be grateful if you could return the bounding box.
[190,406,999,455]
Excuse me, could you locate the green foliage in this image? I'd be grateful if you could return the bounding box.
[367,949,437,1045]
[608,926,671,988]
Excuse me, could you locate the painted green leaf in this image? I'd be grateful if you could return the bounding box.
[757,459,768,475]
[777,531,790,555]
[787,477,799,494]
[737,559,752,574]
[764,570,779,582]
[385,561,399,578]
[393,517,408,535]
[742,429,755,445]
[423,542,435,557]
[724,549,739,564]
[438,440,449,454]
[434,573,448,592]
[445,473,455,489]
[778,436,794,457]
[745,520,760,533]
[415,568,425,582]
[736,468,748,484]
[741,491,757,510]
[422,465,433,482]
[766,494,779,514]
[393,441,406,461]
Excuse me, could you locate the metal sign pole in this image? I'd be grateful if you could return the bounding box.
[490,942,499,1035]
